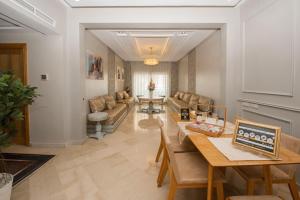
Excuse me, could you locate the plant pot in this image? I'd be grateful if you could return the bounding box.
[0,173,13,200]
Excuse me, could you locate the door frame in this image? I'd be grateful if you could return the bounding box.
[0,43,30,145]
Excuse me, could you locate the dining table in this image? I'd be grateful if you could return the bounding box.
[172,112,300,200]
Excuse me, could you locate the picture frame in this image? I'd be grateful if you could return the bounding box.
[86,50,104,80]
[232,120,281,158]
[116,66,121,80]
[180,108,190,121]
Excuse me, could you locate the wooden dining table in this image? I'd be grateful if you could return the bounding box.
[171,112,300,200]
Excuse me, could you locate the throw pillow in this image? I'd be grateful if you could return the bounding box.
[198,96,214,112]
[123,91,130,99]
[182,93,192,103]
[116,91,124,100]
[89,97,105,112]
[178,92,185,100]
[104,95,117,110]
[188,95,200,111]
[174,91,180,99]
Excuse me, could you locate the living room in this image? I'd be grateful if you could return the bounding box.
[0,0,300,200]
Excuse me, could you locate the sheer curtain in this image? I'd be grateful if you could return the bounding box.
[131,62,171,98]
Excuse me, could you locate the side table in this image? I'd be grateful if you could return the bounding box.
[87,112,108,139]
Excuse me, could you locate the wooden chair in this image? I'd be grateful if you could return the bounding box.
[155,116,197,187]
[234,133,300,199]
[226,195,283,200]
[166,145,226,200]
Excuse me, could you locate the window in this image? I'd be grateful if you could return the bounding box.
[131,63,171,98]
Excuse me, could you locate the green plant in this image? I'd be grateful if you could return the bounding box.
[0,72,38,176]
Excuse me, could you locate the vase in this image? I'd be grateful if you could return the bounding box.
[149,90,153,98]
[0,173,13,200]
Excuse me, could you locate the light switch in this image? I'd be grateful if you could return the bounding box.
[41,74,49,81]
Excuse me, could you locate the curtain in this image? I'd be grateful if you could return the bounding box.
[131,62,171,98]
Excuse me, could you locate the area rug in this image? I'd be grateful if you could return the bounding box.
[138,118,160,129]
[0,153,55,186]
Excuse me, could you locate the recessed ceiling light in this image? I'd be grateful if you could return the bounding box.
[177,32,189,37]
[75,0,80,2]
[116,31,128,37]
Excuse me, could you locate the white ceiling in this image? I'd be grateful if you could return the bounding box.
[65,0,242,8]
[90,30,216,62]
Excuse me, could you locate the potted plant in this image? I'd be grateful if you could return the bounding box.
[0,72,38,200]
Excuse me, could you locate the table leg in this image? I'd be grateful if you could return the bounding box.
[263,165,273,195]
[207,164,214,200]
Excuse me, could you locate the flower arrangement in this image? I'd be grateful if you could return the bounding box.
[148,79,155,91]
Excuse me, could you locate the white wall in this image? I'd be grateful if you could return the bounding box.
[238,0,300,137]
[85,31,108,99]
[0,31,66,146]
[178,55,188,91]
[196,30,225,105]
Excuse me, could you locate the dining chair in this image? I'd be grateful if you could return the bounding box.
[226,195,283,200]
[166,145,226,200]
[155,116,197,187]
[234,133,300,199]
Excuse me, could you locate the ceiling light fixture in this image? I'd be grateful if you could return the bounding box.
[144,47,159,66]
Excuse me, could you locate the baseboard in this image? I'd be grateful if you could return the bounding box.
[30,142,67,148]
[66,136,88,145]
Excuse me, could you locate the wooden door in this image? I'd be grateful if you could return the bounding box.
[0,43,29,145]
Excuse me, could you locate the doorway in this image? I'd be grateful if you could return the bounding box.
[0,43,29,145]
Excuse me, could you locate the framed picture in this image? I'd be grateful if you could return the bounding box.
[86,50,103,80]
[116,67,121,80]
[180,108,190,121]
[232,120,281,158]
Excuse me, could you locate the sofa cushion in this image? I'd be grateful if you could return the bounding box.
[182,93,192,103]
[173,98,188,109]
[123,91,130,99]
[188,95,200,111]
[89,96,106,112]
[116,91,124,100]
[104,95,117,110]
[178,92,185,100]
[174,91,180,99]
[198,96,214,112]
[103,103,127,125]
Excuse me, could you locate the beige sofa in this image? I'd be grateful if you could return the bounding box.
[168,91,214,113]
[115,91,135,109]
[88,94,131,133]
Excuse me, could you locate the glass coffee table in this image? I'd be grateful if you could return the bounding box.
[137,96,164,114]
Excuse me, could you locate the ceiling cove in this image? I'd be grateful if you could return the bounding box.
[90,30,216,62]
[64,0,242,8]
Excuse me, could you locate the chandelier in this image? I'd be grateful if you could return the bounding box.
[144,47,159,66]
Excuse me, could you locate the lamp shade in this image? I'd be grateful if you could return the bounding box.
[144,58,159,66]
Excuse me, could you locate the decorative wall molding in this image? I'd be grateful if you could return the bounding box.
[238,98,300,113]
[241,0,295,97]
[188,49,196,93]
[241,108,294,135]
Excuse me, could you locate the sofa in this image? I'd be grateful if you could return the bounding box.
[88,92,133,133]
[168,91,214,113]
[115,91,135,109]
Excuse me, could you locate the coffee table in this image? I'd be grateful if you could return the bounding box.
[137,96,164,114]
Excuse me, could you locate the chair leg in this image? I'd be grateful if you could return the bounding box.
[288,179,300,200]
[155,141,163,162]
[216,182,224,200]
[167,170,177,200]
[157,152,168,187]
[247,180,256,195]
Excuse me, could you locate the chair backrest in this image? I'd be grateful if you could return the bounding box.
[156,116,172,155]
[278,133,300,178]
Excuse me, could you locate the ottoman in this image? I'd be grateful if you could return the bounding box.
[87,112,108,139]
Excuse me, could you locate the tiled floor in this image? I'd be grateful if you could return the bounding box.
[5,106,296,200]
